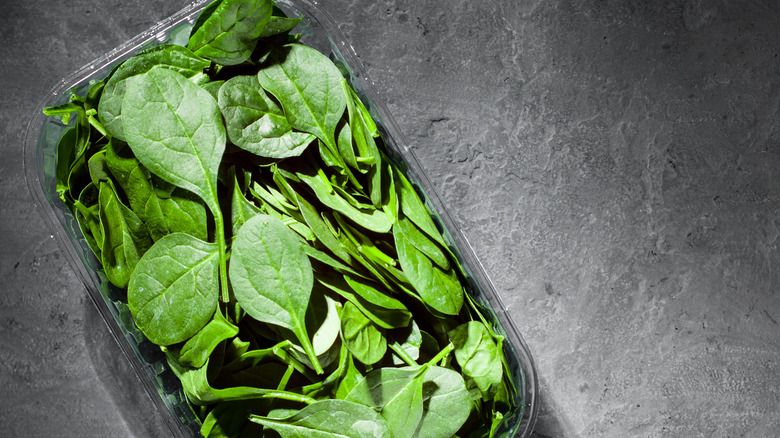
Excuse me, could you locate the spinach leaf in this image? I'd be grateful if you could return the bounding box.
[345,366,428,438]
[128,233,219,346]
[168,311,239,369]
[188,0,273,65]
[122,66,225,215]
[97,179,152,288]
[257,44,346,155]
[218,74,315,158]
[395,224,464,316]
[339,301,386,366]
[294,161,392,233]
[249,399,392,438]
[449,321,505,400]
[395,214,450,270]
[259,5,302,38]
[98,45,210,140]
[122,66,231,302]
[105,140,208,242]
[412,366,472,438]
[229,214,323,374]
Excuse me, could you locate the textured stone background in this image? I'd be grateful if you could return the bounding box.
[3,0,780,436]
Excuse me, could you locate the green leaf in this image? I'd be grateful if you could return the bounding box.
[105,140,208,242]
[229,214,322,374]
[340,301,386,365]
[98,179,152,288]
[169,312,239,369]
[128,233,219,346]
[412,366,472,438]
[345,366,428,438]
[394,167,447,248]
[395,215,450,270]
[249,399,392,438]
[294,162,392,233]
[395,226,464,315]
[449,322,504,400]
[188,0,274,65]
[218,75,314,158]
[257,44,346,152]
[98,45,210,140]
[259,5,302,38]
[122,66,226,215]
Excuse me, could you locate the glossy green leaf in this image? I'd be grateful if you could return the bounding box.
[340,301,386,365]
[345,366,427,438]
[98,179,152,288]
[412,366,472,438]
[395,226,463,315]
[229,214,322,373]
[249,399,392,438]
[257,44,346,152]
[218,75,314,158]
[128,233,219,346]
[122,66,226,214]
[98,45,210,140]
[188,0,274,65]
[449,321,504,400]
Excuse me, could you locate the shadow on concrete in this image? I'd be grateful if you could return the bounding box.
[83,298,170,437]
[530,379,572,438]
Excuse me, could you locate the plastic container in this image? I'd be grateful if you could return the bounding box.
[24,0,539,436]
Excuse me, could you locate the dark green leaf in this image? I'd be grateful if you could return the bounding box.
[98,45,210,140]
[249,399,392,438]
[128,233,219,345]
[218,74,314,158]
[188,0,274,65]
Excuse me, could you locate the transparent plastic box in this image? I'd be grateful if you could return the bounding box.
[24,0,539,436]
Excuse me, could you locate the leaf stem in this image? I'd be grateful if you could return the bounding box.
[212,207,230,303]
[427,342,454,367]
[389,342,418,366]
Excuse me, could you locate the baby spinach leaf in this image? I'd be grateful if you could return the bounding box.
[98,179,152,288]
[343,274,412,330]
[74,183,103,260]
[122,66,226,215]
[412,366,472,438]
[55,126,79,202]
[188,0,274,65]
[345,366,428,438]
[249,399,392,438]
[294,161,392,233]
[257,44,346,154]
[229,214,322,374]
[218,75,314,158]
[259,5,302,38]
[106,140,208,242]
[168,311,239,369]
[395,215,450,270]
[227,167,261,239]
[340,301,386,366]
[395,226,464,316]
[168,354,315,406]
[394,167,447,248]
[295,192,352,263]
[128,233,219,346]
[449,321,504,400]
[98,45,210,140]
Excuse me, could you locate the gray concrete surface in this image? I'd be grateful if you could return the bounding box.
[2,0,780,436]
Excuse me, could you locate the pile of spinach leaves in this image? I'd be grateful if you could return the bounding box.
[44,0,517,436]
